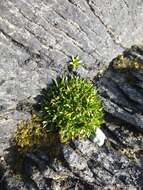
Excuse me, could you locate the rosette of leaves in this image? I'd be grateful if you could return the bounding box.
[42,75,104,143]
[69,56,82,71]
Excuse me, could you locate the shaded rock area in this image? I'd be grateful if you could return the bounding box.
[96,45,143,132]
[0,122,143,189]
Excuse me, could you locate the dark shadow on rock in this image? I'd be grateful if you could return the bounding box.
[0,163,8,190]
[4,135,73,190]
[124,45,143,63]
[95,45,143,133]
[93,46,143,187]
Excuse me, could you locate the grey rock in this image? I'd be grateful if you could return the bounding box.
[97,46,143,132]
[1,123,143,189]
[0,0,143,153]
[0,0,143,189]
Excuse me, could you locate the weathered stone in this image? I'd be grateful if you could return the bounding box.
[0,0,143,154]
[1,122,142,189]
[0,0,143,189]
[97,46,143,132]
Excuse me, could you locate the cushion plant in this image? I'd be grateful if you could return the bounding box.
[42,75,104,143]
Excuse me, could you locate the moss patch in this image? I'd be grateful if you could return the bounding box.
[112,55,143,71]
[13,114,51,152]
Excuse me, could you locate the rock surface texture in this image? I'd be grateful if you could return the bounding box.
[0,0,143,153]
[0,0,143,189]
[0,123,143,189]
[97,46,143,132]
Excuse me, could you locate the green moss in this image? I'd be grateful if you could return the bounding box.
[112,55,143,71]
[42,75,104,143]
[13,114,51,152]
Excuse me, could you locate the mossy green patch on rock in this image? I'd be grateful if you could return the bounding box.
[13,114,51,152]
[112,55,143,71]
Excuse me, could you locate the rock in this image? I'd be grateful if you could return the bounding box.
[97,46,143,132]
[0,0,143,154]
[0,123,142,189]
[0,0,143,189]
[94,128,106,146]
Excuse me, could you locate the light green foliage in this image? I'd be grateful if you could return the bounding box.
[70,56,82,71]
[42,75,104,143]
